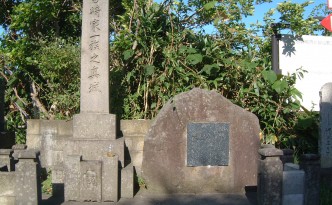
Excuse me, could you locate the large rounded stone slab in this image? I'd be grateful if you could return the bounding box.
[141,88,260,194]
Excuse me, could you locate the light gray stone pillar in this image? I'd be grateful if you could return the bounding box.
[320,82,332,168]
[257,147,283,205]
[80,0,110,113]
[121,163,134,199]
[102,155,119,202]
[14,150,41,205]
[64,155,81,201]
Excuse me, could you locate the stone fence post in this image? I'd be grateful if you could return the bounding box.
[257,146,283,205]
[14,150,41,205]
[0,149,13,172]
[300,154,320,205]
[280,149,294,164]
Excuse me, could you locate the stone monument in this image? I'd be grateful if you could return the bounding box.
[141,88,260,194]
[320,82,332,168]
[63,0,132,203]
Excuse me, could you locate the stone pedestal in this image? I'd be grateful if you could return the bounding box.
[14,150,41,205]
[257,147,283,205]
[73,114,116,140]
[64,113,125,202]
[0,149,13,172]
[63,0,132,202]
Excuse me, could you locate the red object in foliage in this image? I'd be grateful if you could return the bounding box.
[321,14,332,32]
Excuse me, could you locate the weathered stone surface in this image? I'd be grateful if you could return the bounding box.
[0,172,15,196]
[300,154,320,205]
[80,160,102,202]
[80,0,110,114]
[102,155,119,202]
[258,148,283,157]
[141,88,260,194]
[15,153,41,205]
[283,170,304,195]
[0,196,15,205]
[120,120,152,136]
[187,122,229,166]
[12,144,26,150]
[282,194,304,205]
[13,150,39,159]
[257,148,283,205]
[282,168,304,205]
[65,138,124,167]
[64,155,81,201]
[121,163,134,199]
[0,149,13,171]
[73,113,116,140]
[320,82,332,168]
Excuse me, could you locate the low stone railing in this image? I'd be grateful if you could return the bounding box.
[0,145,41,205]
[257,145,320,205]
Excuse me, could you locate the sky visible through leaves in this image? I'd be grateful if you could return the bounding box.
[0,1,328,38]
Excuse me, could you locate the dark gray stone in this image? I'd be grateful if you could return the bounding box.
[0,132,15,149]
[257,147,283,205]
[187,122,229,166]
[142,88,260,194]
[280,149,294,164]
[300,154,320,205]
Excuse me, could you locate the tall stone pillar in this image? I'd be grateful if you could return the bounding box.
[320,82,332,168]
[63,0,132,203]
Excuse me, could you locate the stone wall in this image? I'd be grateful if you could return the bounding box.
[26,119,151,175]
[0,149,41,205]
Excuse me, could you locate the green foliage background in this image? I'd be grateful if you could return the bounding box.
[0,0,328,153]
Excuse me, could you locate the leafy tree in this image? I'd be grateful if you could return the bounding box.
[0,0,327,153]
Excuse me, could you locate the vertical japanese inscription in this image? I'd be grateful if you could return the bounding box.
[81,0,109,113]
[88,0,101,94]
[320,83,332,168]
